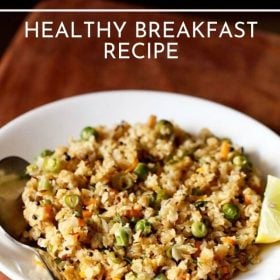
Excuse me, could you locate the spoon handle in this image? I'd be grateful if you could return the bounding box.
[0,227,52,280]
[35,249,64,280]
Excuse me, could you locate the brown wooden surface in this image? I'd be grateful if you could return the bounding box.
[0,2,279,279]
[0,0,279,137]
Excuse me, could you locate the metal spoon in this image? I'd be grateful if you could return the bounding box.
[0,156,62,280]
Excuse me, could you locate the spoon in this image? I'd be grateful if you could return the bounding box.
[0,156,62,280]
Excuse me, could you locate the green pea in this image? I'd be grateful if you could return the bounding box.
[135,219,152,236]
[222,203,240,222]
[111,173,134,190]
[40,149,54,157]
[64,194,80,209]
[192,187,203,196]
[40,199,52,206]
[183,148,195,157]
[113,214,127,225]
[108,252,121,264]
[191,221,208,238]
[26,164,38,175]
[43,157,61,173]
[115,227,129,247]
[80,126,98,141]
[155,189,168,208]
[153,273,167,280]
[232,155,251,170]
[165,155,178,165]
[47,243,53,253]
[155,120,174,138]
[134,163,149,181]
[166,247,172,258]
[148,193,156,207]
[54,257,62,265]
[38,176,52,192]
[54,258,65,269]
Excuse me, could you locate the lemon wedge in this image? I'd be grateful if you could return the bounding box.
[256,175,280,243]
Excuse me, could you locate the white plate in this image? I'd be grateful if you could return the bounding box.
[0,90,280,280]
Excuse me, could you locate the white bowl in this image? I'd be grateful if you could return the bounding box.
[0,90,280,280]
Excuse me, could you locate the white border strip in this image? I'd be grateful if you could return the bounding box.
[0,9,279,12]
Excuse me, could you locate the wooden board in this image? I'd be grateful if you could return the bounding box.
[0,0,279,135]
[0,3,280,279]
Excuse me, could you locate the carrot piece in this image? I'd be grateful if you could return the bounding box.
[147,115,157,128]
[124,208,142,218]
[222,237,235,246]
[82,210,92,219]
[178,272,186,280]
[192,240,202,258]
[43,204,54,221]
[220,140,230,160]
[83,197,100,207]
[244,195,252,204]
[78,218,86,227]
